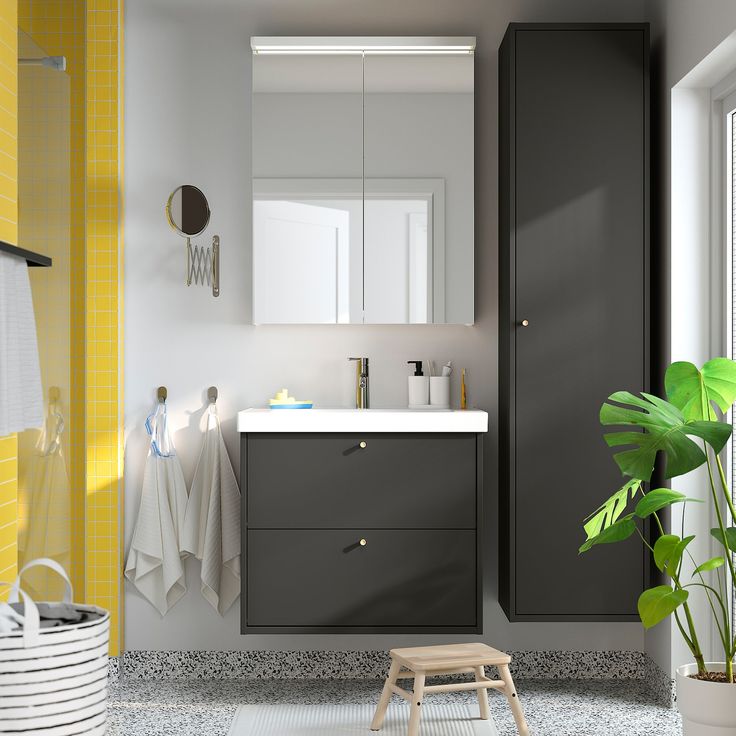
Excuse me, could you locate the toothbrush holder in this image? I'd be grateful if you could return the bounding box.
[429,376,450,409]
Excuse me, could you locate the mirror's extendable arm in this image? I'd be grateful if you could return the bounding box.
[212,235,220,297]
[186,237,192,286]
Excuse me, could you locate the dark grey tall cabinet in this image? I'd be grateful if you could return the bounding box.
[499,24,650,621]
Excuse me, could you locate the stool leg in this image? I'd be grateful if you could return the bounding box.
[371,659,401,731]
[474,666,490,720]
[408,671,425,736]
[498,664,529,736]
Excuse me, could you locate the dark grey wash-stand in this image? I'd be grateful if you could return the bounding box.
[241,432,483,634]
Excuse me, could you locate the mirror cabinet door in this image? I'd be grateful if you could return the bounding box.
[364,53,474,325]
[252,53,363,324]
[252,48,474,325]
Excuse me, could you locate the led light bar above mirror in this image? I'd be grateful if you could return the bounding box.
[250,37,476,55]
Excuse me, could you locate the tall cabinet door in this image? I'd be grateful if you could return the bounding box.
[499,25,649,620]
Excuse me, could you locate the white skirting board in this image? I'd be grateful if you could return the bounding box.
[228,703,498,735]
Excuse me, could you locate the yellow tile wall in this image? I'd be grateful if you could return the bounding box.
[86,0,123,655]
[0,0,18,590]
[19,0,87,612]
[16,0,123,653]
[0,0,16,247]
[17,34,73,601]
[0,435,18,586]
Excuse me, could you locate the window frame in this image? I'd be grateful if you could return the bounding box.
[715,80,736,633]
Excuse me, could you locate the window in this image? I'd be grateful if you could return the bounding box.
[726,89,736,631]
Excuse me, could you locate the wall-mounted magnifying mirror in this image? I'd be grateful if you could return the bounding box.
[165,184,220,297]
[166,184,211,237]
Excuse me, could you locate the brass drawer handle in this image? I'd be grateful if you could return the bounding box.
[359,441,367,449]
[520,319,529,327]
[359,538,367,546]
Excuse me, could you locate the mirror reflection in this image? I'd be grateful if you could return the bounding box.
[252,45,474,324]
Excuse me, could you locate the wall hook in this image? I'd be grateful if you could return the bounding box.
[208,386,218,404]
[157,386,168,403]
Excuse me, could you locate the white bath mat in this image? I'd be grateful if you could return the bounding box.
[228,703,499,735]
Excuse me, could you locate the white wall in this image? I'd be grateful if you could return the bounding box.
[124,0,656,652]
[662,0,736,89]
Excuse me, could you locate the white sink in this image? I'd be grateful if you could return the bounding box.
[237,407,488,433]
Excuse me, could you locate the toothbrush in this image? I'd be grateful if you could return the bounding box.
[461,368,467,410]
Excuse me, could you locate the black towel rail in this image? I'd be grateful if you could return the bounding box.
[0,240,52,267]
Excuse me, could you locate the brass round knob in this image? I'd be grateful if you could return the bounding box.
[520,319,529,327]
[359,538,367,546]
[359,441,367,449]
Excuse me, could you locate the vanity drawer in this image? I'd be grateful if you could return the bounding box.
[246,432,477,529]
[245,529,478,631]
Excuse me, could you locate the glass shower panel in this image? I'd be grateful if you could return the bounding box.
[17,30,76,601]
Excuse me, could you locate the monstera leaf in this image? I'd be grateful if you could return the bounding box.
[653,534,694,577]
[600,391,731,481]
[582,479,641,541]
[666,358,736,421]
[710,526,736,553]
[634,488,699,518]
[578,516,637,553]
[692,557,725,576]
[581,485,698,554]
[638,585,689,629]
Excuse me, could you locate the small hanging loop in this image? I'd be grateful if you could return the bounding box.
[208,386,218,404]
[157,386,168,403]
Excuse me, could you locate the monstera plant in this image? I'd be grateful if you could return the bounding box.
[580,358,736,688]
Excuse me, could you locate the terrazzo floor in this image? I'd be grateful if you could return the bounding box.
[108,678,681,735]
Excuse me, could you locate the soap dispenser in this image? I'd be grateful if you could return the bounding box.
[407,360,429,408]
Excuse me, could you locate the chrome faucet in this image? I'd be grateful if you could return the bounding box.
[349,357,369,409]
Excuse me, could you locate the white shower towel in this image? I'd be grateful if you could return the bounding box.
[182,404,241,615]
[125,404,189,616]
[0,251,43,436]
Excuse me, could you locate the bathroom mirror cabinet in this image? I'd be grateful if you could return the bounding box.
[251,38,475,325]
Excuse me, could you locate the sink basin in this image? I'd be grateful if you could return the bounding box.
[237,407,488,433]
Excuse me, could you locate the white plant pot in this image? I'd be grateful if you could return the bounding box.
[677,663,736,736]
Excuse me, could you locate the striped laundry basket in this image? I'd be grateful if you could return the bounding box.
[0,558,109,735]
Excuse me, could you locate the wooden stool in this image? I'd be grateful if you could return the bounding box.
[371,643,530,736]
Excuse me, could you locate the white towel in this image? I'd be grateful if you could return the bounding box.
[182,404,241,615]
[0,251,43,436]
[125,403,189,616]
